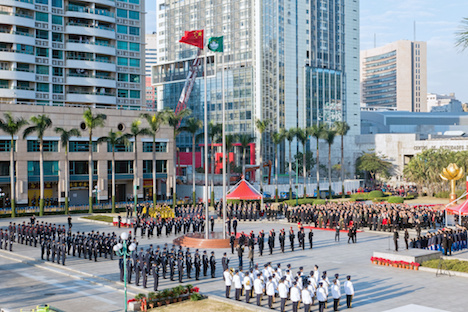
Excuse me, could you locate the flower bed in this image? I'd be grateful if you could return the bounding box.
[133,285,201,310]
[370,257,420,270]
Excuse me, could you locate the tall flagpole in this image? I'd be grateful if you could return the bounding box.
[204,49,209,240]
[222,51,226,239]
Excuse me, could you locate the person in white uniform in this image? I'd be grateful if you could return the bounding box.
[331,278,341,311]
[278,277,289,312]
[317,282,327,312]
[266,276,276,308]
[224,268,232,298]
[302,282,313,312]
[243,270,253,303]
[233,270,242,301]
[254,273,264,306]
[290,281,301,312]
[344,275,354,308]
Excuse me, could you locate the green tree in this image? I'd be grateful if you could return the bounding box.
[295,127,309,198]
[164,108,191,208]
[255,118,270,192]
[323,126,337,199]
[23,115,52,216]
[55,127,81,214]
[0,113,28,217]
[224,133,237,191]
[455,17,468,51]
[238,133,255,178]
[83,108,106,213]
[271,130,285,202]
[141,111,166,206]
[124,119,152,212]
[285,128,296,199]
[334,121,350,197]
[181,117,203,204]
[309,123,326,198]
[97,130,128,213]
[356,151,392,183]
[291,152,316,176]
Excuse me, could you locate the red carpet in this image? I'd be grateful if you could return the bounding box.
[303,226,363,233]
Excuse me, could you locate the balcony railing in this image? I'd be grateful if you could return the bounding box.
[68,90,116,96]
[68,73,114,80]
[0,29,34,37]
[67,56,115,64]
[0,47,34,55]
[67,39,114,47]
[0,11,34,19]
[67,4,114,18]
[67,22,114,32]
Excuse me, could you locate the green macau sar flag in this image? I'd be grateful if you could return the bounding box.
[208,36,223,52]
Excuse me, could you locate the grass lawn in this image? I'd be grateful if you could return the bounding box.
[82,215,114,223]
[422,258,468,273]
[404,196,449,205]
[148,299,247,312]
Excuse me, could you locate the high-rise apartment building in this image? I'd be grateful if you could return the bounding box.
[152,0,360,169]
[0,0,146,109]
[360,40,427,112]
[145,32,157,76]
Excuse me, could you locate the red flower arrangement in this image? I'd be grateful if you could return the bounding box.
[370,257,420,270]
[192,287,200,293]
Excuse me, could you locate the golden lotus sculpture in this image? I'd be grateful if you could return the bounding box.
[440,163,464,203]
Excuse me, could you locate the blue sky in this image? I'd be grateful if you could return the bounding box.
[146,0,468,102]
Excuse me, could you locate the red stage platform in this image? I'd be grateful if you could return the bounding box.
[173,232,233,249]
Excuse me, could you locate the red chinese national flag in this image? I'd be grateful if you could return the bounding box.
[179,30,204,49]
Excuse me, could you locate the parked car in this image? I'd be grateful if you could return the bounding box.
[280,191,297,199]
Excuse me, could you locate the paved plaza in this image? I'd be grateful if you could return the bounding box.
[0,214,468,312]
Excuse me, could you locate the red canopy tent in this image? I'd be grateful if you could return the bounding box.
[226,179,262,200]
[446,200,468,216]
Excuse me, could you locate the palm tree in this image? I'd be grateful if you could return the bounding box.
[163,108,191,208]
[124,119,151,212]
[224,134,237,191]
[23,115,52,216]
[238,133,255,178]
[55,127,81,214]
[255,119,270,193]
[295,127,309,198]
[323,126,337,200]
[180,117,203,204]
[309,123,326,199]
[334,121,350,198]
[97,130,128,213]
[141,112,166,207]
[271,130,285,202]
[208,122,222,206]
[83,108,107,213]
[455,17,468,51]
[285,128,296,199]
[0,113,28,217]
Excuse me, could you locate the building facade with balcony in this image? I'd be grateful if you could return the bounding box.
[0,104,173,207]
[0,0,146,109]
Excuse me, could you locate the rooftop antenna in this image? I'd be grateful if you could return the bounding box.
[374,33,376,48]
[413,20,416,42]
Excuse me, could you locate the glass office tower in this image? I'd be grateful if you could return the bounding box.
[153,0,359,172]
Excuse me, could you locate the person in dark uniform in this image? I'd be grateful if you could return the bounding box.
[233,218,238,236]
[61,243,67,265]
[335,225,340,242]
[230,233,236,254]
[186,252,193,279]
[289,228,295,251]
[210,216,215,232]
[51,241,56,262]
[279,230,285,252]
[393,229,399,252]
[258,231,264,256]
[237,244,244,268]
[194,252,201,280]
[142,262,148,288]
[348,228,353,244]
[309,229,314,249]
[119,256,125,282]
[127,258,133,284]
[268,232,274,255]
[152,263,159,291]
[177,255,184,283]
[210,251,216,278]
[202,251,209,276]
[135,259,141,286]
[41,238,46,260]
[169,254,175,281]
[222,252,229,272]
[404,229,409,249]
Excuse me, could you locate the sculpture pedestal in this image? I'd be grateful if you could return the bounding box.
[450,193,457,205]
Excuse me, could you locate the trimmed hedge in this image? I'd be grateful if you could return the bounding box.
[368,190,384,198]
[285,198,326,206]
[422,259,468,273]
[387,196,404,204]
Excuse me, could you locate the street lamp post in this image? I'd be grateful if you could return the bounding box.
[113,232,136,312]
